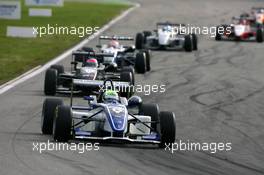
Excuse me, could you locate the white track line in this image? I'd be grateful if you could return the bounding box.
[0,3,140,95]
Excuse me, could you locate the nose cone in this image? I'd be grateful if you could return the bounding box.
[158,32,170,45]
[234,25,246,36]
[108,105,127,132]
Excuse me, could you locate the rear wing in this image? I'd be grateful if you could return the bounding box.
[232,16,255,21]
[72,51,114,63]
[99,36,134,41]
[73,79,131,90]
[156,22,185,27]
[252,7,264,11]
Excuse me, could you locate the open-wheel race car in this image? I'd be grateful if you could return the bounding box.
[135,22,198,52]
[93,35,151,73]
[41,80,176,148]
[44,51,135,97]
[215,16,264,42]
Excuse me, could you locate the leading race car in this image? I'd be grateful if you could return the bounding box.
[94,35,151,73]
[215,16,264,42]
[41,80,176,148]
[135,22,198,52]
[44,51,134,98]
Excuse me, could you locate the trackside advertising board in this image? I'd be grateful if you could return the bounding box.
[25,0,64,7]
[0,1,21,20]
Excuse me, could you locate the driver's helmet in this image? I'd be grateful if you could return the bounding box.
[85,58,98,67]
[163,25,172,32]
[240,19,249,25]
[108,40,119,48]
[102,90,119,102]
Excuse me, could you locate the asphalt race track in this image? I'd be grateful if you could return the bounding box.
[1,0,264,174]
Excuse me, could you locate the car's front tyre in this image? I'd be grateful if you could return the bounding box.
[53,105,72,142]
[41,98,63,134]
[135,52,147,74]
[159,111,176,148]
[44,68,57,96]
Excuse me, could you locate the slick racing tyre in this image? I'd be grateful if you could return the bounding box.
[53,105,72,142]
[184,35,192,52]
[140,104,160,131]
[135,33,145,49]
[50,65,64,86]
[191,34,198,50]
[44,68,57,96]
[120,71,133,98]
[256,28,263,43]
[143,49,151,71]
[143,31,152,43]
[143,31,152,38]
[135,52,147,74]
[50,65,64,75]
[159,111,176,148]
[215,26,222,41]
[41,98,63,134]
[122,66,135,86]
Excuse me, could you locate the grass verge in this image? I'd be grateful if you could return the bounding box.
[0,1,129,84]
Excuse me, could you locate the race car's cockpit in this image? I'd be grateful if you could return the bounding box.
[162,25,173,32]
[102,90,120,103]
[84,58,98,68]
[108,40,120,49]
[232,17,250,25]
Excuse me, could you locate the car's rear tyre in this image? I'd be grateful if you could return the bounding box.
[120,71,133,98]
[256,28,263,43]
[41,98,63,134]
[143,31,152,37]
[143,31,152,43]
[135,52,146,74]
[135,33,145,49]
[215,26,222,41]
[143,49,151,71]
[50,65,64,75]
[159,111,176,148]
[191,34,198,50]
[50,65,64,85]
[122,66,135,86]
[53,105,72,142]
[140,104,160,130]
[44,68,57,96]
[184,35,192,52]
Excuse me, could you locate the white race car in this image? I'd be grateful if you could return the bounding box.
[135,22,198,52]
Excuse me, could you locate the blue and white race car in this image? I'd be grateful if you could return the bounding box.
[41,80,176,148]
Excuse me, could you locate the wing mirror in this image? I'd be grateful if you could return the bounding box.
[84,96,94,101]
